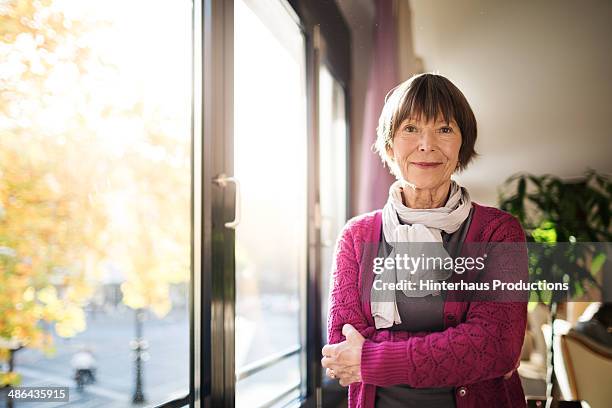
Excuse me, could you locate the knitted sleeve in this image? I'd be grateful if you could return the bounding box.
[327,216,377,345]
[360,215,529,388]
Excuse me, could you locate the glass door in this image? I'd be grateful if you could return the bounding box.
[233,0,308,406]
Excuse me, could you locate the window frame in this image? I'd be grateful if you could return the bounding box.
[292,2,351,407]
[188,1,351,407]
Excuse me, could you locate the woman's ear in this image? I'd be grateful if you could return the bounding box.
[386,145,394,162]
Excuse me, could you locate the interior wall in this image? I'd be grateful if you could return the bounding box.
[335,0,375,216]
[406,0,612,205]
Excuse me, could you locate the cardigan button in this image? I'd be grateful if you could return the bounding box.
[457,386,468,397]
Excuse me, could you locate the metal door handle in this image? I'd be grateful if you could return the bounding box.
[213,173,241,229]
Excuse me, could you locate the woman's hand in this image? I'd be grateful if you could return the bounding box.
[503,357,520,380]
[321,324,365,387]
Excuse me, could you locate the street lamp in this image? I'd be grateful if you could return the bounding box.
[131,308,149,404]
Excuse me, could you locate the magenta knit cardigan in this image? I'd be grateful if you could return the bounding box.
[326,202,529,408]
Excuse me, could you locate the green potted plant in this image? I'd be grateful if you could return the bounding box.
[498,168,611,406]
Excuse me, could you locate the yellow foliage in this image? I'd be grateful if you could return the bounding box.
[151,298,172,319]
[22,286,35,302]
[1,0,191,383]
[53,304,86,338]
[120,281,147,310]
[65,280,95,304]
[36,286,58,304]
[0,371,22,387]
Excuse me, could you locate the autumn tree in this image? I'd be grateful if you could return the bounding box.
[1,0,190,390]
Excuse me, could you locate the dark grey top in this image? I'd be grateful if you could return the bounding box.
[374,205,474,408]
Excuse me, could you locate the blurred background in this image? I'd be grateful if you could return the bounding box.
[0,0,610,407]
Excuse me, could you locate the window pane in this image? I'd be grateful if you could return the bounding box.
[234,0,307,406]
[236,354,301,407]
[319,65,348,344]
[0,0,193,406]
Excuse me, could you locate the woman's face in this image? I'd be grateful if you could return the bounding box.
[387,114,462,189]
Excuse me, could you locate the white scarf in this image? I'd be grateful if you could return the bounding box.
[371,179,472,329]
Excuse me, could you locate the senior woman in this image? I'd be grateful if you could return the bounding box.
[321,73,528,408]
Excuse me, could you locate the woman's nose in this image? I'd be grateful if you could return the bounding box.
[418,129,436,151]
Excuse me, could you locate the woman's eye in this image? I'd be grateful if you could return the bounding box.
[439,127,453,134]
[404,125,417,132]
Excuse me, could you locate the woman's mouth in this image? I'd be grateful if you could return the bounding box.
[411,162,442,169]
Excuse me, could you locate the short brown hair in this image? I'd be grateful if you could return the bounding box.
[373,73,479,177]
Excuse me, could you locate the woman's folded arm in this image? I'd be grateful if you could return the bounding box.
[360,300,527,387]
[360,217,529,388]
[327,219,376,345]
